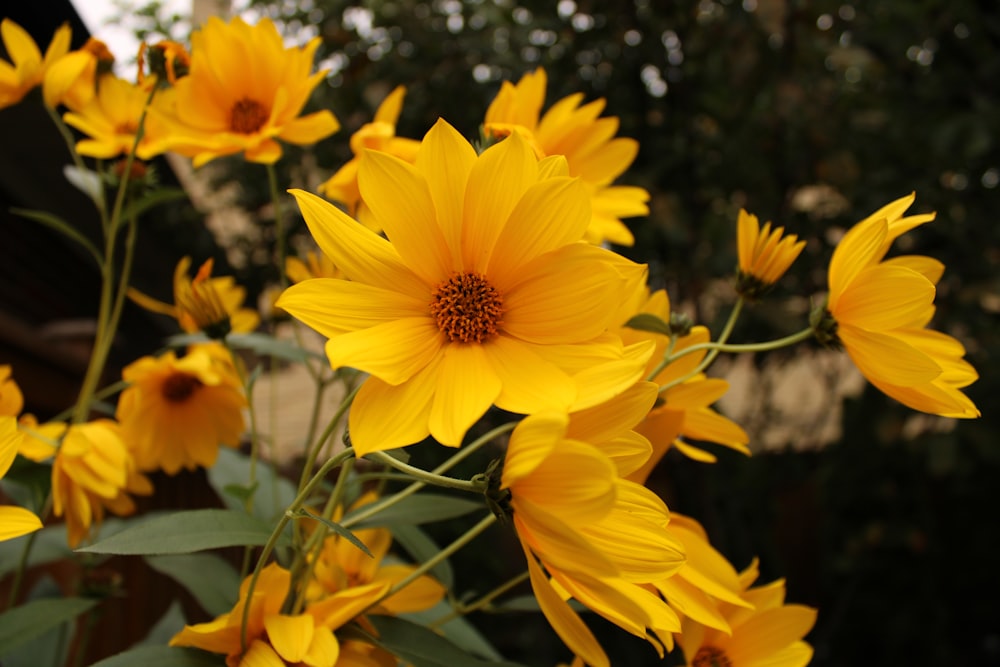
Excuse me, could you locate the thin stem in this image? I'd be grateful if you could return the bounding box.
[50,380,128,423]
[661,326,815,367]
[298,382,359,491]
[644,334,678,384]
[661,298,745,392]
[266,163,287,289]
[365,451,484,494]
[430,570,530,628]
[44,104,89,186]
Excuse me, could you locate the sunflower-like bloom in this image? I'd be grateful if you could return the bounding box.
[0,365,23,417]
[498,411,683,667]
[677,558,818,667]
[0,417,43,541]
[171,563,348,667]
[117,343,246,474]
[483,67,648,247]
[616,288,749,469]
[277,120,653,454]
[318,85,420,231]
[146,16,339,167]
[32,419,153,547]
[63,74,163,159]
[0,18,70,109]
[44,36,114,110]
[286,250,342,284]
[129,256,260,338]
[816,193,979,418]
[736,209,806,299]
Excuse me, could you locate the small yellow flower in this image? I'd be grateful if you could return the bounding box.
[318,85,420,231]
[0,365,24,417]
[117,343,246,474]
[736,209,805,299]
[0,416,43,542]
[0,18,71,109]
[146,16,339,166]
[138,39,190,87]
[63,74,162,159]
[484,67,649,246]
[817,193,979,418]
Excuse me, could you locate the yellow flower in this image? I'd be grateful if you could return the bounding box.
[0,18,70,109]
[45,419,152,547]
[277,120,652,454]
[677,558,818,667]
[736,209,806,299]
[43,37,114,110]
[286,250,342,284]
[0,416,43,542]
[117,343,246,474]
[138,40,190,87]
[616,288,749,469]
[483,67,648,246]
[63,74,163,159]
[318,85,420,231]
[146,16,339,167]
[818,193,979,418]
[129,256,260,338]
[0,364,24,417]
[499,412,683,667]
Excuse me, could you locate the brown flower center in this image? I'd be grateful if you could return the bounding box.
[161,372,202,403]
[229,98,269,134]
[430,273,503,344]
[692,646,733,667]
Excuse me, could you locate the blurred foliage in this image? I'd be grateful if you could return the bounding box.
[126,0,1000,664]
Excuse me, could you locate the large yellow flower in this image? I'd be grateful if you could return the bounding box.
[483,67,648,246]
[0,416,43,542]
[63,74,163,159]
[146,16,339,166]
[318,85,420,231]
[277,120,652,454]
[117,343,246,474]
[0,18,70,109]
[818,193,979,418]
[677,558,817,667]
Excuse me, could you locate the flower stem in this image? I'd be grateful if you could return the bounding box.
[430,570,530,628]
[660,297,744,392]
[298,382,359,491]
[662,325,815,364]
[364,451,485,494]
[266,163,287,288]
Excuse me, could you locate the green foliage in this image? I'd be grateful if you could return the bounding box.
[145,554,241,617]
[0,597,97,655]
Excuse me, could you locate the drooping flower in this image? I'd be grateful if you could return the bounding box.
[117,343,246,474]
[483,67,648,246]
[43,36,114,110]
[815,193,979,418]
[146,16,339,166]
[0,365,23,417]
[736,209,806,299]
[0,18,70,109]
[498,411,683,667]
[277,120,653,454]
[128,256,260,338]
[676,558,818,667]
[0,416,43,542]
[63,74,163,159]
[318,85,420,231]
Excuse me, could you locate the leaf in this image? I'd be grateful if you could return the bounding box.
[145,554,241,617]
[367,615,529,667]
[390,524,454,589]
[623,313,672,336]
[88,645,224,667]
[0,526,72,578]
[76,509,276,555]
[0,577,73,667]
[344,493,483,530]
[207,449,297,524]
[0,597,97,655]
[225,332,325,363]
[140,600,189,647]
[121,187,188,223]
[292,508,373,558]
[10,207,102,267]
[63,165,104,206]
[403,601,503,660]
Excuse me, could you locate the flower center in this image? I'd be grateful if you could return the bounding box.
[229,98,269,134]
[692,646,733,667]
[430,273,504,344]
[161,372,202,403]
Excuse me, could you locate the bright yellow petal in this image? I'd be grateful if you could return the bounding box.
[725,605,818,664]
[834,264,935,331]
[827,217,887,310]
[415,119,477,258]
[0,506,42,541]
[839,324,941,386]
[277,279,428,337]
[324,317,443,386]
[485,335,577,414]
[278,110,339,144]
[347,360,439,455]
[428,344,502,447]
[264,614,314,663]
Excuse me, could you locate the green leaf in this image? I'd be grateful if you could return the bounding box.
[121,187,188,223]
[623,312,672,336]
[89,645,224,667]
[403,601,503,660]
[140,600,188,647]
[0,597,97,655]
[0,577,74,667]
[292,508,373,558]
[344,493,483,529]
[222,482,259,507]
[10,207,102,267]
[367,615,529,667]
[0,526,72,578]
[207,449,297,524]
[76,509,276,555]
[390,524,454,589]
[145,554,240,617]
[226,332,325,363]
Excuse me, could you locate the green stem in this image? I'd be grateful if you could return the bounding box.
[365,451,484,494]
[266,163,287,288]
[50,380,128,423]
[430,570,530,628]
[644,334,678,384]
[298,382,359,491]
[661,298,744,392]
[44,104,89,188]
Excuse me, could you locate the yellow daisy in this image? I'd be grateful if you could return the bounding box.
[277,120,652,454]
[62,74,163,159]
[146,16,339,167]
[677,558,818,667]
[318,85,420,231]
[483,67,648,246]
[117,343,246,474]
[0,18,70,109]
[736,209,806,299]
[816,193,979,418]
[0,416,43,542]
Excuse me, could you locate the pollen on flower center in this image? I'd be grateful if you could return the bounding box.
[429,273,504,344]
[229,98,269,134]
[692,645,733,667]
[161,372,202,403]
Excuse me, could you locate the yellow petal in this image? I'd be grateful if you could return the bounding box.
[429,344,502,447]
[415,119,477,258]
[324,317,443,386]
[348,361,439,456]
[374,564,447,614]
[566,381,657,447]
[264,614,314,663]
[725,605,818,664]
[486,335,577,414]
[0,506,42,541]
[301,626,339,667]
[839,324,941,386]
[277,278,428,337]
[278,110,339,144]
[834,264,935,331]
[828,217,887,310]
